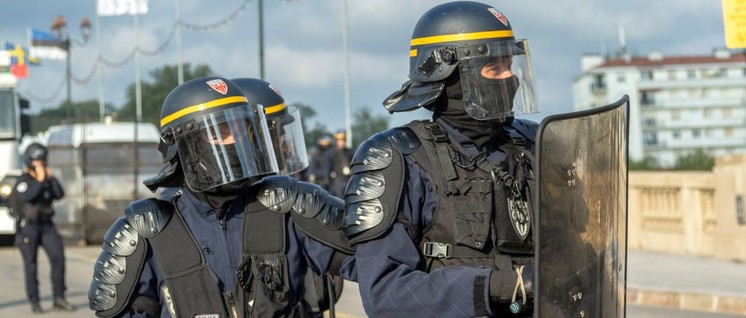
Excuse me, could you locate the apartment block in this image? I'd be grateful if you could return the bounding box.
[573,49,746,166]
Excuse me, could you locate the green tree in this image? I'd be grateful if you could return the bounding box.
[629,156,659,171]
[118,63,214,126]
[351,106,389,150]
[672,149,714,171]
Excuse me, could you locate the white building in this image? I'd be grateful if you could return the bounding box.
[573,48,746,167]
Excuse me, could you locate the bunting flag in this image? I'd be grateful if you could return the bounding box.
[4,43,39,78]
[97,0,148,16]
[30,29,67,60]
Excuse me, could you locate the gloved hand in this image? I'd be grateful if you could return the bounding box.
[489,264,534,313]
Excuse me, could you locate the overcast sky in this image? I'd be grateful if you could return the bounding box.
[0,0,728,131]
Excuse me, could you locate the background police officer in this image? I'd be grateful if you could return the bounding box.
[89,77,353,318]
[320,130,353,197]
[343,1,538,317]
[307,135,333,188]
[11,142,75,314]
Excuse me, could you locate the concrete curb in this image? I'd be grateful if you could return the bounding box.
[628,288,746,316]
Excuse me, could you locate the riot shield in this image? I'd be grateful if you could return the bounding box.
[533,95,629,318]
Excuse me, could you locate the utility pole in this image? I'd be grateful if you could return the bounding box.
[51,16,91,123]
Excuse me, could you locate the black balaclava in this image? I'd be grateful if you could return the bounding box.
[434,72,513,150]
[185,177,252,220]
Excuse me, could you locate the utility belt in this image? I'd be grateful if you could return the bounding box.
[24,219,53,225]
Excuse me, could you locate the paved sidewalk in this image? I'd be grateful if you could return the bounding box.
[627,249,746,315]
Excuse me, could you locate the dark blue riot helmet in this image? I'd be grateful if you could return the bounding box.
[23,143,48,168]
[231,78,309,176]
[144,76,279,193]
[383,1,538,122]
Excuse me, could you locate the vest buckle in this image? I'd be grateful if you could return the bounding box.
[426,124,448,142]
[423,242,453,259]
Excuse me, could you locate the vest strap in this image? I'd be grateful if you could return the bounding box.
[422,241,492,259]
[425,123,458,181]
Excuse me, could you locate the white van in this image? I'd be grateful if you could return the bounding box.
[46,122,162,244]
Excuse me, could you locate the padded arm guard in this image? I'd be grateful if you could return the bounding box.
[342,127,420,245]
[89,198,172,317]
[256,175,354,254]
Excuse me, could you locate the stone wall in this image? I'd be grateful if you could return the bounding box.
[628,154,746,262]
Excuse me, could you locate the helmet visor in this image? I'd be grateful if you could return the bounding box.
[172,105,279,192]
[266,106,309,175]
[459,39,538,121]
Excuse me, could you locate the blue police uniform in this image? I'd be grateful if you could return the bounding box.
[320,146,354,198]
[117,188,346,317]
[352,119,510,317]
[12,172,67,305]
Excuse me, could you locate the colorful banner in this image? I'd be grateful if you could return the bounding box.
[4,43,40,78]
[30,29,67,60]
[97,0,148,16]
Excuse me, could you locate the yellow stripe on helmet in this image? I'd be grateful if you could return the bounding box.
[410,49,418,57]
[410,30,514,47]
[263,102,287,115]
[160,96,248,127]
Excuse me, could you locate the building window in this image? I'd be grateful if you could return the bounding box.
[671,110,680,120]
[704,108,712,118]
[591,74,606,92]
[725,128,734,137]
[641,71,653,81]
[668,70,677,80]
[715,68,727,78]
[643,132,657,146]
[688,69,697,79]
[617,73,626,83]
[724,108,732,117]
[641,90,656,105]
[673,130,681,139]
[693,129,701,138]
[643,117,656,127]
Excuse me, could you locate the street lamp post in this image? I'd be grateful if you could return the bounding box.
[51,15,91,123]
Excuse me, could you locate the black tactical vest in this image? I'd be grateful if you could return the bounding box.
[148,197,306,318]
[404,121,535,272]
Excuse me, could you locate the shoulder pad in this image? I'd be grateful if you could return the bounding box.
[255,175,298,213]
[155,187,183,202]
[89,217,149,317]
[349,127,420,175]
[124,198,172,239]
[506,118,539,145]
[344,128,414,245]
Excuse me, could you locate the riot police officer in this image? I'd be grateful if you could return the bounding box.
[232,77,345,314]
[11,142,75,313]
[88,77,353,317]
[231,77,310,182]
[343,2,538,317]
[321,130,353,197]
[307,135,333,188]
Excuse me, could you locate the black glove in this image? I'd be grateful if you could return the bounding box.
[489,264,534,313]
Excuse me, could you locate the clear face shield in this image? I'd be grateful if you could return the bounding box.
[266,105,309,175]
[458,39,538,121]
[170,105,279,192]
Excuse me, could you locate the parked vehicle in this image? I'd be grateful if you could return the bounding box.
[0,73,29,239]
[45,121,162,244]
